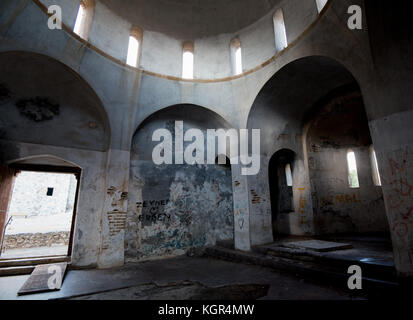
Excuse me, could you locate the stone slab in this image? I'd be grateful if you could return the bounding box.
[18,262,67,295]
[281,240,353,252]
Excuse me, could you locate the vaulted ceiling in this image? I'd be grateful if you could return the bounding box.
[99,0,283,39]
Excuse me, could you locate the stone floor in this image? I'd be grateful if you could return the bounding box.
[0,256,361,300]
[270,234,395,265]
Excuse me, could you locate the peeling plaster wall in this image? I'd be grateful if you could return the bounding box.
[127,162,233,260]
[126,106,234,261]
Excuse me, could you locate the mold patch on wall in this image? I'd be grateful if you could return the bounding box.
[16,97,60,122]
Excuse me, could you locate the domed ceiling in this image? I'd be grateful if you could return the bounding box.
[99,0,283,39]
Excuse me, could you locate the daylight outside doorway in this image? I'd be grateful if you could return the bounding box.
[0,166,79,260]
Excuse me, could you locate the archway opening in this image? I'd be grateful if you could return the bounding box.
[305,87,389,237]
[127,104,234,261]
[0,51,111,266]
[247,56,394,273]
[269,149,295,237]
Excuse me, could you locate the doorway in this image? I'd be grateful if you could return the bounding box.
[268,149,296,236]
[0,164,80,260]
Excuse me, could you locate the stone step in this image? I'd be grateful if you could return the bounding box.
[0,265,35,276]
[254,245,397,282]
[204,246,400,296]
[215,240,234,250]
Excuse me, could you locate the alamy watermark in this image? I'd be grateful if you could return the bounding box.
[347,265,362,290]
[47,264,63,290]
[348,5,363,30]
[47,5,62,30]
[152,121,260,176]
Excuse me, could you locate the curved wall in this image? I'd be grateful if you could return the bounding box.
[0,51,111,268]
[37,0,323,80]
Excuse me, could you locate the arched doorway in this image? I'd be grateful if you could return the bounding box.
[0,51,111,265]
[269,149,295,237]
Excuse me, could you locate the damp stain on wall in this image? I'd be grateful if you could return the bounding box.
[126,162,234,260]
[15,97,60,122]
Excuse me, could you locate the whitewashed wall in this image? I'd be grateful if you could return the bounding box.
[9,171,77,217]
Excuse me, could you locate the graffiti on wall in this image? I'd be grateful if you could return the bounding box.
[126,163,234,260]
[298,188,307,225]
[319,193,362,206]
[105,186,128,239]
[136,200,172,222]
[384,148,413,242]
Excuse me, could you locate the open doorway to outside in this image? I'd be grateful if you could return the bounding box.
[0,164,80,260]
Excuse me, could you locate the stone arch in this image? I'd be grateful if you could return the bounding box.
[246,55,390,245]
[126,104,235,261]
[303,86,389,235]
[0,50,111,160]
[0,50,112,267]
[7,155,81,169]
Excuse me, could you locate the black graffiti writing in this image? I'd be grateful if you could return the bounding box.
[138,214,172,222]
[136,199,171,208]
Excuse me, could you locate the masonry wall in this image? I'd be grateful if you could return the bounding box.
[306,92,388,235]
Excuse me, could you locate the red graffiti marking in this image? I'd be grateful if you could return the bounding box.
[390,179,413,197]
[386,194,404,209]
[393,222,409,239]
[392,207,413,240]
[389,150,408,176]
[400,206,413,221]
[386,178,413,209]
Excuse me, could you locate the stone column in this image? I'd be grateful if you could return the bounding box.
[247,157,273,246]
[232,164,251,251]
[369,111,413,278]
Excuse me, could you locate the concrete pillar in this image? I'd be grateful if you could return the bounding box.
[369,110,413,278]
[247,157,273,246]
[97,149,130,268]
[291,157,314,235]
[232,164,251,251]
